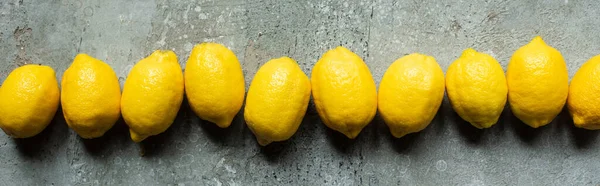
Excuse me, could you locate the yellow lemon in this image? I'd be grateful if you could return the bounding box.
[121,50,184,142]
[506,36,568,128]
[244,57,311,146]
[568,54,600,130]
[446,48,507,129]
[0,65,60,138]
[378,53,445,138]
[311,46,377,139]
[61,54,121,139]
[185,43,245,128]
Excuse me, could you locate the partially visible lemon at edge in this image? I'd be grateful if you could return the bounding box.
[568,54,600,130]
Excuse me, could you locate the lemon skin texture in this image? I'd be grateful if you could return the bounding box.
[506,36,568,128]
[446,48,507,129]
[378,53,445,138]
[185,43,245,128]
[244,57,311,146]
[311,46,377,139]
[121,50,184,142]
[0,65,60,138]
[61,54,122,139]
[568,54,600,130]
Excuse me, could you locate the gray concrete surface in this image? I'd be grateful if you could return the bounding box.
[1,0,599,185]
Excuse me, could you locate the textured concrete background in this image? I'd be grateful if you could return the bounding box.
[1,0,600,185]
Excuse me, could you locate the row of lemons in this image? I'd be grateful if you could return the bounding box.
[0,36,598,146]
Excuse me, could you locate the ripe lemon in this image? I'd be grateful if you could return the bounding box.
[378,53,445,138]
[0,65,60,138]
[121,50,184,142]
[61,54,121,139]
[311,46,377,139]
[185,43,245,128]
[568,54,600,129]
[244,57,311,146]
[446,48,507,129]
[506,36,568,128]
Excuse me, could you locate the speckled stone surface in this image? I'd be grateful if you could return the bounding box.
[1,0,600,185]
